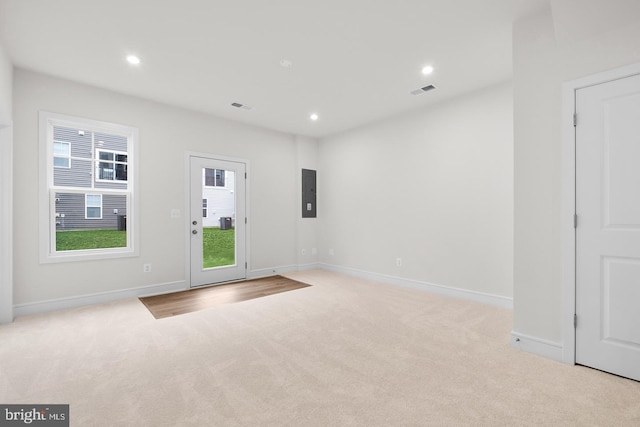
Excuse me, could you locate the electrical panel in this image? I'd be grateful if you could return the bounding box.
[302,169,316,218]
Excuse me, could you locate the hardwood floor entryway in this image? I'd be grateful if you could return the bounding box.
[139,275,311,319]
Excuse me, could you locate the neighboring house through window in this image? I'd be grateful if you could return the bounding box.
[39,112,139,262]
[202,198,208,218]
[97,149,128,181]
[204,168,225,187]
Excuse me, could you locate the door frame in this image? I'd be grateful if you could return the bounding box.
[0,124,13,324]
[184,151,250,288]
[561,62,640,365]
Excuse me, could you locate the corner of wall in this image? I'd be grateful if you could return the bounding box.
[295,135,320,267]
[0,42,13,323]
[510,331,564,363]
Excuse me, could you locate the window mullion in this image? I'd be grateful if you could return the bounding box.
[91,132,95,190]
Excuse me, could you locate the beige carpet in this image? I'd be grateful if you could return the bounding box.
[0,270,639,426]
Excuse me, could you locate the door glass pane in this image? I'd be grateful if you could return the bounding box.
[201,168,235,269]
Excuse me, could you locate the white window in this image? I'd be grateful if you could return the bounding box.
[85,194,102,219]
[39,112,139,263]
[53,141,70,168]
[204,168,225,187]
[97,149,128,181]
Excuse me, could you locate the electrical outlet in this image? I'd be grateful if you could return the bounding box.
[396,258,402,267]
[143,263,152,273]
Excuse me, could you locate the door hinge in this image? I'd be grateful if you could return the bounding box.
[573,214,578,228]
[574,313,577,328]
[573,113,577,127]
[245,172,247,179]
[245,217,247,224]
[245,262,247,269]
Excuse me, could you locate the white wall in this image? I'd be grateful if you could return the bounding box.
[317,82,514,299]
[13,69,300,306]
[0,43,11,125]
[0,42,13,323]
[295,136,319,267]
[513,2,640,348]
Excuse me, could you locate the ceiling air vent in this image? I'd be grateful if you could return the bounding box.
[231,102,252,110]
[410,84,436,95]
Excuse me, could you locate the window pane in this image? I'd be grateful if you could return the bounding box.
[115,154,128,162]
[86,194,101,206]
[53,141,70,156]
[215,169,225,187]
[54,157,70,168]
[99,151,114,161]
[204,168,215,186]
[86,207,101,218]
[54,192,127,250]
[99,163,114,180]
[115,164,127,181]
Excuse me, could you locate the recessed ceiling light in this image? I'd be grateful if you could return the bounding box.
[310,113,319,121]
[126,55,141,65]
[421,65,434,75]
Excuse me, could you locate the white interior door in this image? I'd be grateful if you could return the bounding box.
[189,155,246,287]
[575,73,640,381]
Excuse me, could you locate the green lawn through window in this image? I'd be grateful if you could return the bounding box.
[55,227,235,269]
[56,229,126,251]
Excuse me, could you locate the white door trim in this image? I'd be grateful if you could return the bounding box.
[0,124,13,323]
[562,62,640,365]
[183,151,250,287]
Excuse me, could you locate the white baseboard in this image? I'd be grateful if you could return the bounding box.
[248,263,320,280]
[13,280,187,318]
[11,261,509,318]
[510,331,564,362]
[11,264,324,319]
[318,263,513,309]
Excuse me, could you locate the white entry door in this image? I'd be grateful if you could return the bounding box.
[575,73,640,381]
[189,155,246,287]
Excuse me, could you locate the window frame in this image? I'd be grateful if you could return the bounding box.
[39,111,139,263]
